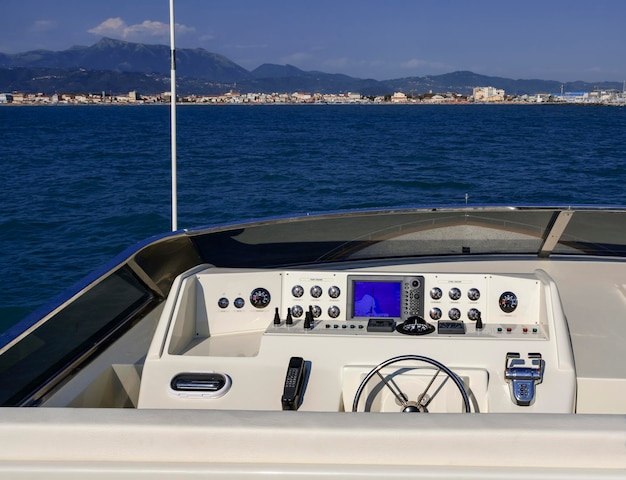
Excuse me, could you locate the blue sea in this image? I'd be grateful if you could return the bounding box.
[2,103,626,331]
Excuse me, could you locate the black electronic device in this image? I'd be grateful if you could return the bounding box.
[281,356,306,410]
[367,318,396,332]
[437,321,466,334]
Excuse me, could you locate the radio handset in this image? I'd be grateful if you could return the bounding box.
[281,356,306,410]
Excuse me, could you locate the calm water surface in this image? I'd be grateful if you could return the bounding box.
[1,104,626,329]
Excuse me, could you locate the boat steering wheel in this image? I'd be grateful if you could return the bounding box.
[352,355,471,413]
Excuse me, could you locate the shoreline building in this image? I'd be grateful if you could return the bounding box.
[473,86,505,102]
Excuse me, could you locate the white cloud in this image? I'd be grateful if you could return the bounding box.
[88,18,125,37]
[88,17,194,41]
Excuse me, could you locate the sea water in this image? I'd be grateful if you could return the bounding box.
[2,103,626,329]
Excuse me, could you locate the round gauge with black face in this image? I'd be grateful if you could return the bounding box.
[429,307,442,320]
[467,288,481,301]
[250,288,271,309]
[310,285,323,298]
[430,287,443,300]
[449,287,462,301]
[499,291,518,313]
[328,286,341,298]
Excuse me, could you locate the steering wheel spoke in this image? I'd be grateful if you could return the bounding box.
[416,367,441,407]
[376,370,409,408]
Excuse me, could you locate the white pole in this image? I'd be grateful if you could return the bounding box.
[169,0,178,231]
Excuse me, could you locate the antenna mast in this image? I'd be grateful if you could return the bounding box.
[169,0,178,231]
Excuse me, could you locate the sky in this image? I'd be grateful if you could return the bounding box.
[1,0,625,83]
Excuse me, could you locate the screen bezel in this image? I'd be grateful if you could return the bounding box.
[347,275,405,320]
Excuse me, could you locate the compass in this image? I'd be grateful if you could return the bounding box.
[396,316,435,336]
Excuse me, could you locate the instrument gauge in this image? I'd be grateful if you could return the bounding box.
[467,288,480,301]
[499,291,518,313]
[217,297,229,309]
[310,285,323,298]
[430,287,443,300]
[291,305,304,318]
[448,308,461,320]
[449,287,462,301]
[429,307,442,320]
[250,288,271,309]
[234,297,245,309]
[328,286,341,298]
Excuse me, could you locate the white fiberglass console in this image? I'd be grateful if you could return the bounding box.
[138,266,576,413]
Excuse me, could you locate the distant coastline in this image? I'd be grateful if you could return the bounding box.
[2,87,625,106]
[1,101,624,106]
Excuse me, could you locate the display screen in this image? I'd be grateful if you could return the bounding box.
[352,280,401,318]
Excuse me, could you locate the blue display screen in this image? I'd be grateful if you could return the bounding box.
[352,281,401,318]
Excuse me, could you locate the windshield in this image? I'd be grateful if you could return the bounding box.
[189,207,626,266]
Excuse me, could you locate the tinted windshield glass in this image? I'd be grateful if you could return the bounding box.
[553,210,626,256]
[191,208,558,266]
[191,208,626,265]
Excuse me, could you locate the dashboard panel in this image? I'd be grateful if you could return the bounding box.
[203,269,546,340]
[139,265,576,413]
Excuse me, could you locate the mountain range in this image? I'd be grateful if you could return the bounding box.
[0,38,622,96]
